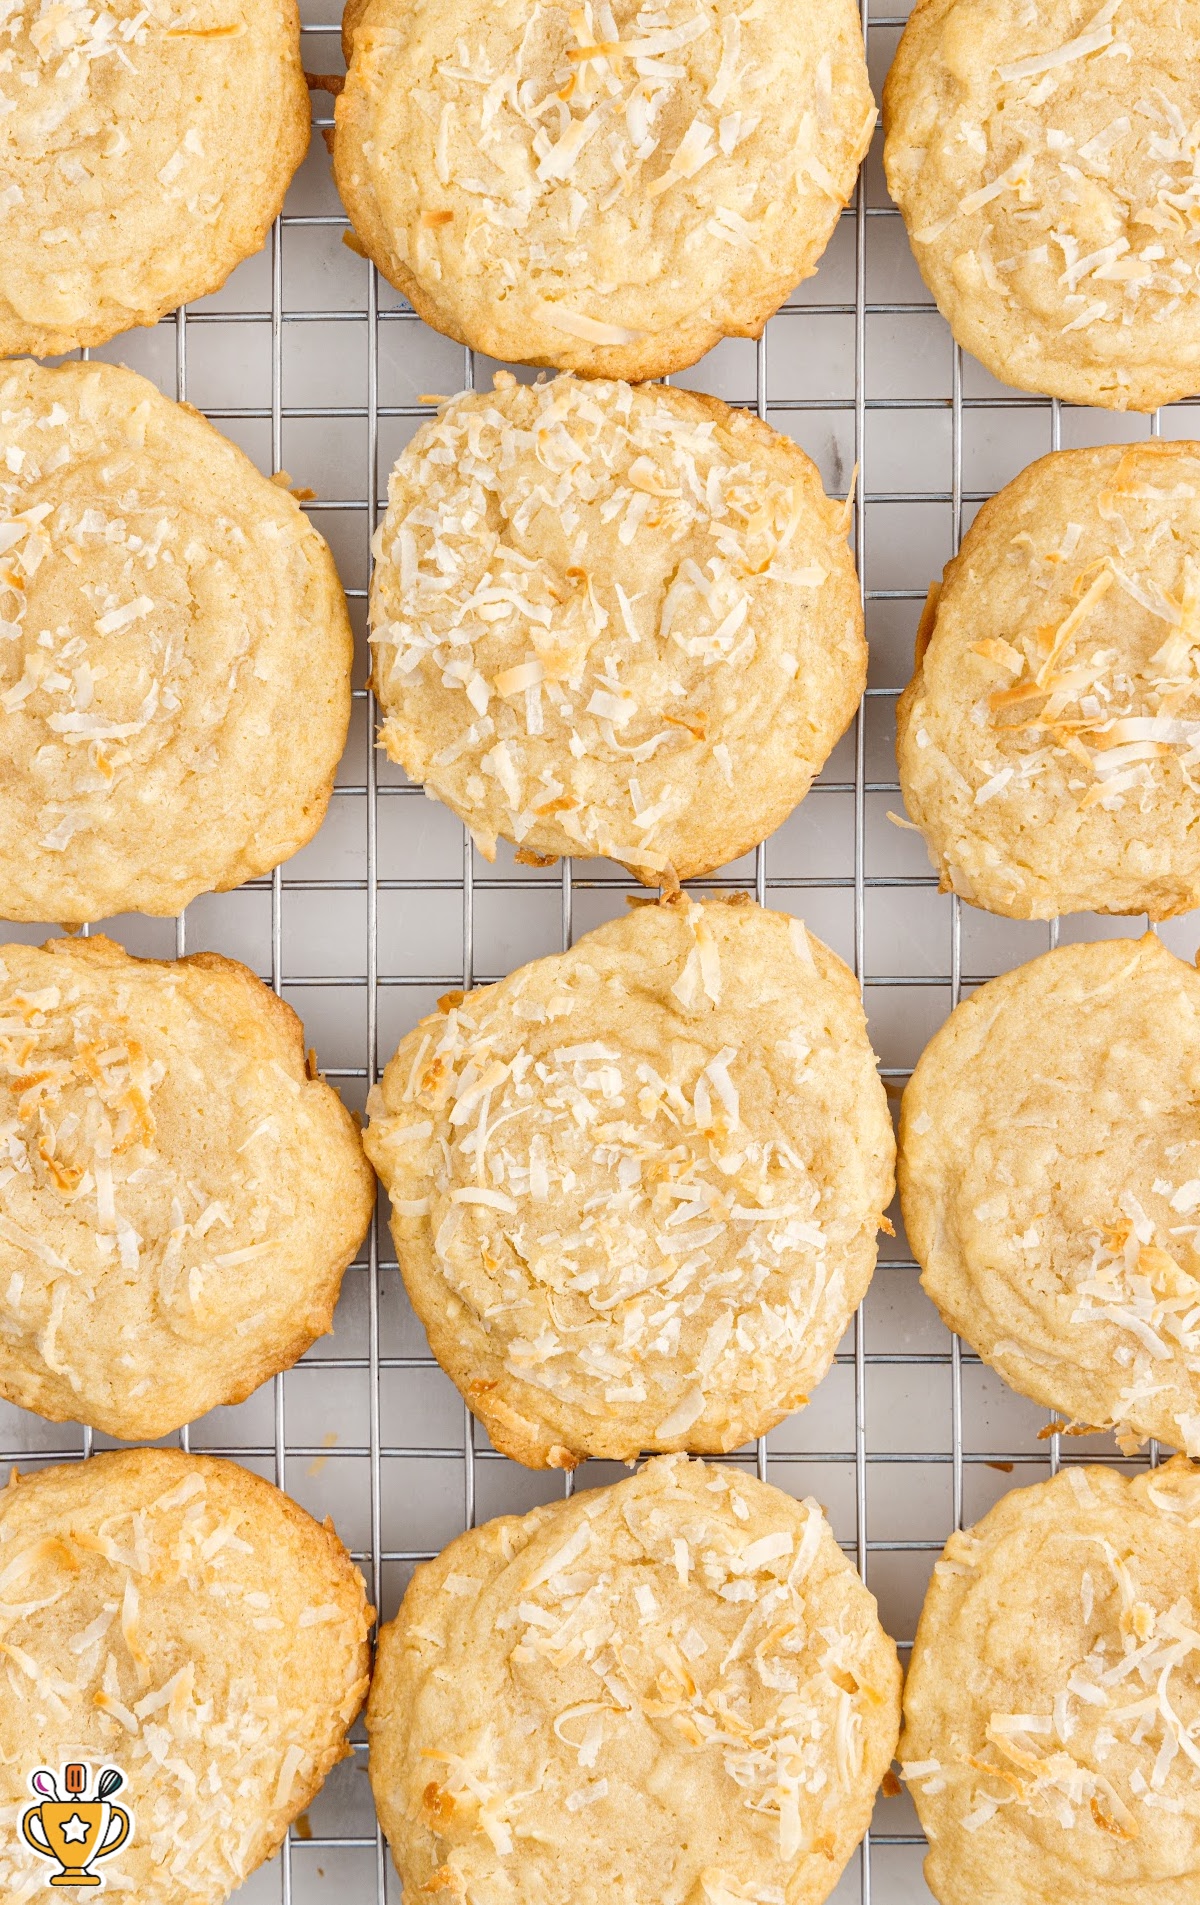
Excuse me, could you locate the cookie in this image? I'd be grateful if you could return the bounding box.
[900,932,1200,1456]
[364,895,895,1468]
[371,373,865,881]
[0,361,354,925]
[0,933,375,1441]
[883,0,1200,410]
[897,442,1200,921]
[369,1453,901,1905]
[901,1458,1200,1905]
[0,1448,371,1905]
[333,0,875,380]
[0,0,308,358]
[370,374,865,881]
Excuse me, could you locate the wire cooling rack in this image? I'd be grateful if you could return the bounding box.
[4,3,1200,1900]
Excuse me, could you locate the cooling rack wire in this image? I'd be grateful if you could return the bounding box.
[4,1,1199,1898]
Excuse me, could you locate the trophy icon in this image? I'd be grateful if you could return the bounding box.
[21,1764,131,1888]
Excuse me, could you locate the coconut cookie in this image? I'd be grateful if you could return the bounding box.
[0,934,375,1440]
[364,896,894,1468]
[883,0,1200,411]
[901,1459,1200,1905]
[898,443,1200,921]
[0,361,353,924]
[370,375,865,882]
[900,933,1200,1456]
[370,1454,901,1905]
[0,1448,371,1905]
[0,0,308,357]
[334,0,875,380]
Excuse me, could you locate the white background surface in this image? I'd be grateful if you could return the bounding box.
[4,2,1199,1899]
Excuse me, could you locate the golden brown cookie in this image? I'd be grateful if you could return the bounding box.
[901,1459,1200,1905]
[364,896,895,1469]
[370,373,865,882]
[0,360,354,925]
[897,442,1200,921]
[369,1454,901,1905]
[0,0,309,357]
[900,932,1200,1457]
[884,0,1200,410]
[334,0,875,379]
[0,934,375,1440]
[0,1447,371,1905]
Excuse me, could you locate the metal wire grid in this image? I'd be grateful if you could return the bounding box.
[2,3,1199,1898]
